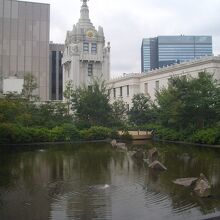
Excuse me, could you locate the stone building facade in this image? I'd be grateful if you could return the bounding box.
[62,0,110,91]
[107,56,220,108]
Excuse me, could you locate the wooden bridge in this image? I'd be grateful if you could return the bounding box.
[119,130,152,140]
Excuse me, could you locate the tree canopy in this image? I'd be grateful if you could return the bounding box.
[129,93,155,126]
[155,72,220,131]
[71,79,112,127]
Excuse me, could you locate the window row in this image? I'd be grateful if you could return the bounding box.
[110,85,130,98]
[83,42,97,54]
[144,81,160,95]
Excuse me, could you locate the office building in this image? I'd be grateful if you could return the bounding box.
[62,0,110,91]
[108,56,220,106]
[141,38,158,72]
[141,35,212,72]
[49,43,64,100]
[0,0,50,100]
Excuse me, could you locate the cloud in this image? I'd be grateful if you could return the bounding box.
[25,0,220,77]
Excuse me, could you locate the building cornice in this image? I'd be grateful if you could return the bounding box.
[108,56,220,84]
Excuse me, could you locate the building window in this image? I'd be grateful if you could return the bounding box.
[113,88,116,98]
[144,83,148,94]
[155,80,159,91]
[127,85,129,96]
[91,43,97,54]
[88,63,93,76]
[83,42,89,52]
[120,87,123,97]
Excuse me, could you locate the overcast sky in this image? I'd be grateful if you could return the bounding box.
[27,0,220,77]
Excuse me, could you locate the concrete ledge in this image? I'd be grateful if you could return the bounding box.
[154,138,220,148]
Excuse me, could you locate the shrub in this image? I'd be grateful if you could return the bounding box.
[62,123,80,141]
[50,126,65,142]
[80,126,112,140]
[155,127,182,141]
[0,123,32,144]
[189,127,220,145]
[28,127,51,143]
[110,129,120,139]
[141,123,163,131]
[119,130,132,141]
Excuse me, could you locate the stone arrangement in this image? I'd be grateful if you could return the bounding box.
[110,140,212,198]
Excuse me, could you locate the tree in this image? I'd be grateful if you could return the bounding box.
[155,72,220,131]
[21,73,38,101]
[111,98,128,127]
[71,78,112,127]
[63,80,74,116]
[129,93,155,126]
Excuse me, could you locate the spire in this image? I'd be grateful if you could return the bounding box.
[80,0,90,20]
[82,0,89,5]
[77,0,93,28]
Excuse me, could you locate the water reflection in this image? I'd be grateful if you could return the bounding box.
[0,142,220,220]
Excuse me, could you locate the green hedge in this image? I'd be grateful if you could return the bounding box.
[142,123,220,145]
[80,126,112,140]
[0,124,119,144]
[189,127,220,145]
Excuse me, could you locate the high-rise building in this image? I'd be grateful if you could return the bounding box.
[0,0,50,100]
[141,35,213,72]
[62,0,110,91]
[49,43,64,100]
[141,38,158,72]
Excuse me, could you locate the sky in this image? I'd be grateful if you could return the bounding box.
[27,0,220,78]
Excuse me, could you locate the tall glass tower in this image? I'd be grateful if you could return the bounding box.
[141,35,213,73]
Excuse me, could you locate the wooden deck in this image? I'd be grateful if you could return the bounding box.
[119,131,152,140]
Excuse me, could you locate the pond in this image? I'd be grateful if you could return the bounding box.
[0,141,220,220]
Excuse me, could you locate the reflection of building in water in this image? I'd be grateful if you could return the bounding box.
[1,143,220,219]
[63,146,112,219]
[62,0,110,92]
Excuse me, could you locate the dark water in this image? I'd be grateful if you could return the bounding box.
[0,141,220,220]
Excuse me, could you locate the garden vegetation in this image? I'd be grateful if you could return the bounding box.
[1,72,220,145]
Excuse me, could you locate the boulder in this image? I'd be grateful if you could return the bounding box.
[116,143,127,150]
[194,173,211,197]
[111,139,117,148]
[128,151,136,157]
[148,160,167,171]
[173,177,198,187]
[132,149,144,160]
[148,148,159,163]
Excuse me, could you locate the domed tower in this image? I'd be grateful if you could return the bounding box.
[62,0,110,90]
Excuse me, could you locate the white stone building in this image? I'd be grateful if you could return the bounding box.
[107,56,220,108]
[62,0,110,91]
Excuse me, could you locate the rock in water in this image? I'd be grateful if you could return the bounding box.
[194,173,211,197]
[148,148,159,163]
[132,149,144,160]
[111,139,117,148]
[148,160,167,171]
[116,143,127,150]
[173,177,198,187]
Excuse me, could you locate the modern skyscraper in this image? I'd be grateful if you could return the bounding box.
[62,0,110,91]
[141,38,158,72]
[0,0,50,100]
[49,43,64,100]
[141,35,213,72]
